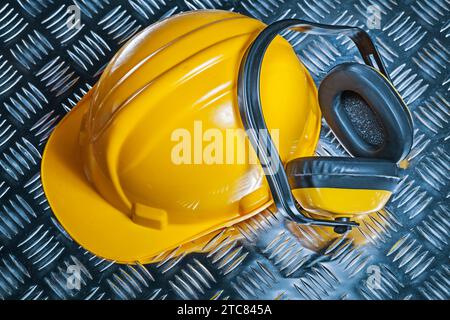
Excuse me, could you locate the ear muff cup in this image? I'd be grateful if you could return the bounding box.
[286,157,400,216]
[318,62,413,163]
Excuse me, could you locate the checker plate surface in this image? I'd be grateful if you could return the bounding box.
[0,0,449,300]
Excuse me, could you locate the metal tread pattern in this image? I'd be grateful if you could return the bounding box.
[0,0,448,300]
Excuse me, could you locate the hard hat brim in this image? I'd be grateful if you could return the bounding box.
[41,90,271,264]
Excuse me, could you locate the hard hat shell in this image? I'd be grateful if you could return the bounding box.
[41,10,321,263]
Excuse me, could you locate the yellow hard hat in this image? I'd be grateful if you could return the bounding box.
[41,10,322,263]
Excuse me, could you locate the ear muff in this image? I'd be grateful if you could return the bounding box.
[318,62,413,163]
[286,157,400,217]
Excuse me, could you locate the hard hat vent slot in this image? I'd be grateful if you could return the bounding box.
[132,203,168,230]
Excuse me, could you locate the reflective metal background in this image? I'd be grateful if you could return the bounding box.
[0,0,448,300]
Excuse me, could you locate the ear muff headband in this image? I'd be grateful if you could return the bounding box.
[286,157,400,191]
[238,19,394,229]
[319,63,413,162]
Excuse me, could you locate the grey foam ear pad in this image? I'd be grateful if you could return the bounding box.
[341,91,385,147]
[286,157,400,191]
[318,62,413,163]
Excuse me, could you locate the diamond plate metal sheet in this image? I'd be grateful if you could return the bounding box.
[0,0,448,300]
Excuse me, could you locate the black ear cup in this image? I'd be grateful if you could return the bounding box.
[285,157,400,217]
[318,62,413,163]
[286,157,400,191]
